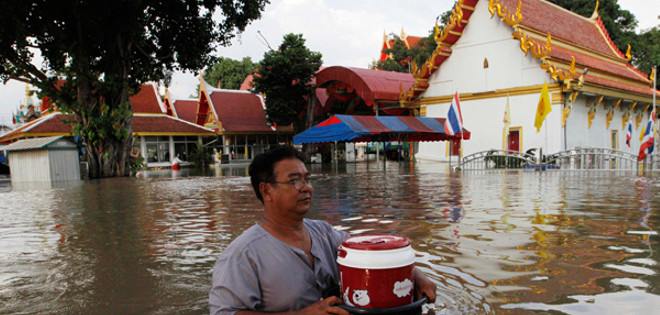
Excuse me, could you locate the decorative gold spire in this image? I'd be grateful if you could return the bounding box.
[625,44,632,62]
[590,0,599,19]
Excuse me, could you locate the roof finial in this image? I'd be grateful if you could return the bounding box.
[400,27,405,39]
[590,0,599,19]
[625,44,632,62]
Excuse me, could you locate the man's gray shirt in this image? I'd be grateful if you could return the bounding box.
[209,219,350,315]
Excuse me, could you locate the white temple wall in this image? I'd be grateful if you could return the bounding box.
[418,0,562,161]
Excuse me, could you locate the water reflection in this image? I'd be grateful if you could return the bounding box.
[0,163,658,314]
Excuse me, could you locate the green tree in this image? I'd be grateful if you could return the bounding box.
[204,57,257,90]
[252,33,322,132]
[0,0,268,178]
[635,27,660,89]
[189,142,211,169]
[378,31,436,73]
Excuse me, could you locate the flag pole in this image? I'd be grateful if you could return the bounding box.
[449,140,452,171]
[652,66,657,175]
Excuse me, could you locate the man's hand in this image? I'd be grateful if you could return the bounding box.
[297,296,349,315]
[413,267,437,303]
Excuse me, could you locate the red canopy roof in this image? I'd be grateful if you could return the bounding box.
[316,66,414,104]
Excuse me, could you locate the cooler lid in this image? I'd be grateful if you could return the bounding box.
[341,234,410,250]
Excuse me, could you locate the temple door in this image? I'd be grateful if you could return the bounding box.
[507,130,520,152]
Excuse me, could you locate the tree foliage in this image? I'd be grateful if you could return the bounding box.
[378,32,437,73]
[204,57,257,90]
[0,0,269,178]
[252,33,322,132]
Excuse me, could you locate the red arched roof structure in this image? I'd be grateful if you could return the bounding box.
[315,66,415,109]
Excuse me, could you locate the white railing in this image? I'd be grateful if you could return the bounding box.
[460,147,644,171]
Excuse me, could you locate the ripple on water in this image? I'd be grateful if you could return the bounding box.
[0,165,659,313]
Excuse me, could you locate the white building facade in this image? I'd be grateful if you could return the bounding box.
[401,0,656,162]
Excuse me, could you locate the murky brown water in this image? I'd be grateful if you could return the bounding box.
[0,162,658,314]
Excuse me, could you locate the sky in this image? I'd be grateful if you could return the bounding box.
[0,0,658,124]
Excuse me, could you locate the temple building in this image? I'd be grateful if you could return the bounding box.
[0,83,216,168]
[399,0,657,161]
[379,29,423,64]
[193,76,289,161]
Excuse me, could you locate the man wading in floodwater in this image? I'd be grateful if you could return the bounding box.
[209,146,436,314]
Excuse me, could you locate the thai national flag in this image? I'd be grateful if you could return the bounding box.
[444,92,464,136]
[638,109,655,161]
[625,118,632,148]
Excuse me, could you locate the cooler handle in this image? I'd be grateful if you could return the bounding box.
[337,246,347,258]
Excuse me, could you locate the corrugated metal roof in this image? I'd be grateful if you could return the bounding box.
[2,136,68,151]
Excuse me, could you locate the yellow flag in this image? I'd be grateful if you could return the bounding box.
[534,82,552,132]
[640,124,646,141]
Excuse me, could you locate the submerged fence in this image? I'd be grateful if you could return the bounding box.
[460,147,657,171]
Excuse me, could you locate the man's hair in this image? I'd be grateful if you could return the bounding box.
[249,145,307,203]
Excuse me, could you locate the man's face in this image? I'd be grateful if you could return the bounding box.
[266,157,313,218]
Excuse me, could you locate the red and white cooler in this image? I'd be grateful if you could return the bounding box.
[337,234,416,309]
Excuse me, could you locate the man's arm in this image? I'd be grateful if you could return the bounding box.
[235,297,349,315]
[413,267,437,303]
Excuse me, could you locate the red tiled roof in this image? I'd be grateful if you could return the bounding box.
[0,112,214,142]
[402,0,654,103]
[501,0,621,58]
[380,36,424,62]
[500,0,652,94]
[0,113,72,141]
[131,83,164,113]
[172,100,198,123]
[208,90,275,132]
[316,66,414,103]
[239,74,254,90]
[551,45,644,82]
[405,36,422,48]
[132,114,215,134]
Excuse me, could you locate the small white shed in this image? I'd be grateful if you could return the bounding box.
[4,136,81,183]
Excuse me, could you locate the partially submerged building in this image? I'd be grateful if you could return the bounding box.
[196,77,289,161]
[3,136,80,183]
[399,0,657,161]
[0,83,216,168]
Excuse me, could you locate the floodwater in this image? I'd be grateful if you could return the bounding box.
[0,162,658,314]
